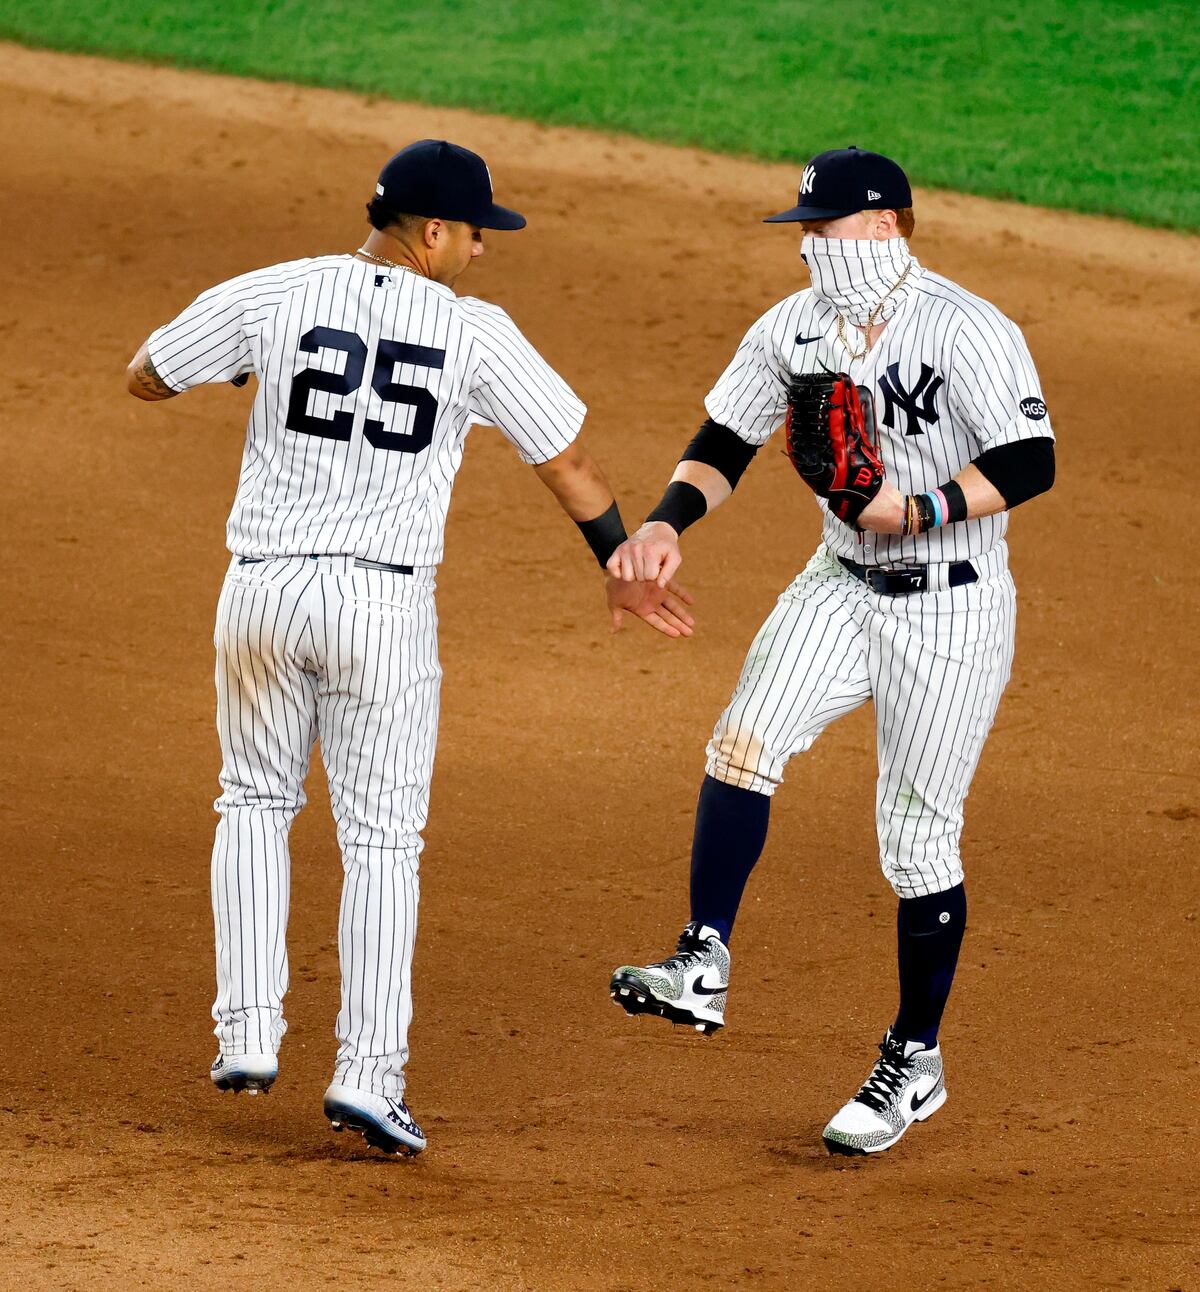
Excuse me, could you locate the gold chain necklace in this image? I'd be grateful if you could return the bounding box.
[354,246,419,274]
[835,263,913,361]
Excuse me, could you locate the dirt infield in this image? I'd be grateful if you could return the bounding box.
[1,43,1196,1291]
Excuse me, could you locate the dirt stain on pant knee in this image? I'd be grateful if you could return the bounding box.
[710,728,767,780]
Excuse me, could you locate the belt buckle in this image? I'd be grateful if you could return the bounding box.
[869,566,927,595]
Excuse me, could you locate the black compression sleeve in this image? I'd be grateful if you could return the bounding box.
[575,500,627,568]
[646,481,708,535]
[679,418,759,490]
[973,437,1056,508]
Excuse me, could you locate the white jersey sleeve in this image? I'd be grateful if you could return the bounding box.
[145,275,257,392]
[464,301,586,464]
[947,307,1054,450]
[703,300,792,446]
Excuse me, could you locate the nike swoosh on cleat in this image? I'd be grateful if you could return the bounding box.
[692,980,728,996]
[910,1085,939,1112]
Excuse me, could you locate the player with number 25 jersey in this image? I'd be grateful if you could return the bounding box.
[127,140,692,1157]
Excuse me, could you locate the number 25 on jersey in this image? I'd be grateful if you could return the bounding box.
[285,326,446,455]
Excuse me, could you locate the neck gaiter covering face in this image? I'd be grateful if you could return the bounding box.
[800,236,921,327]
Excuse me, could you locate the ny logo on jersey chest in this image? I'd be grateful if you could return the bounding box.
[878,362,944,437]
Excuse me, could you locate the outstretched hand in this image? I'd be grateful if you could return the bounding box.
[606,574,695,639]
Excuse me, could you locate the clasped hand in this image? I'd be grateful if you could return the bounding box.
[607,521,682,588]
[605,522,693,638]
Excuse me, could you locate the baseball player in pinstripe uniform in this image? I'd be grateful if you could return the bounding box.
[607,147,1055,1155]
[126,140,691,1156]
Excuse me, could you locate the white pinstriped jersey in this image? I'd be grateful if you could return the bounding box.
[147,256,585,566]
[705,261,1054,566]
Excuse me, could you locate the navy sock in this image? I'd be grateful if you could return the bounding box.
[688,775,771,945]
[892,883,967,1048]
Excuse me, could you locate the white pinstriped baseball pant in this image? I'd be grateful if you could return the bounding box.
[210,554,440,1098]
[705,544,1016,897]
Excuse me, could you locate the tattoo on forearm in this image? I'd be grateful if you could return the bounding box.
[132,353,175,399]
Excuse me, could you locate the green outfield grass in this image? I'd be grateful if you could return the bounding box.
[5,1,1197,229]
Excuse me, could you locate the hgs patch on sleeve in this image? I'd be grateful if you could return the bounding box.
[1019,396,1048,420]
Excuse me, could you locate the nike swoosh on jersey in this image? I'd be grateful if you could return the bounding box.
[795,334,824,344]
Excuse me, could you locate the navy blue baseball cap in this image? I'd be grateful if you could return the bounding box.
[764,146,912,222]
[374,139,527,230]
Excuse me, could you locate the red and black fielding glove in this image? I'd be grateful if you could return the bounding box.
[784,372,885,525]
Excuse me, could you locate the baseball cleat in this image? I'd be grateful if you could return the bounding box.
[822,1029,946,1156]
[323,1083,426,1157]
[609,921,730,1035]
[210,1051,278,1095]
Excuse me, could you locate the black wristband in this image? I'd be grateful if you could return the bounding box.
[575,500,627,569]
[940,480,968,522]
[646,480,708,536]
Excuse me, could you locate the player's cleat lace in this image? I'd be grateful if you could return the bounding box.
[323,1083,426,1157]
[609,921,730,1035]
[210,1052,278,1095]
[822,1029,946,1155]
[853,1039,914,1111]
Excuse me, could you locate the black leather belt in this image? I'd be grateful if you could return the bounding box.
[237,555,414,575]
[350,556,415,574]
[838,555,977,595]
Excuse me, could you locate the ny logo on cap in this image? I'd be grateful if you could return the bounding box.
[800,164,815,196]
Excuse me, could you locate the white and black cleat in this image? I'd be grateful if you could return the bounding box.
[323,1083,426,1157]
[210,1052,278,1095]
[822,1029,947,1156]
[609,922,730,1036]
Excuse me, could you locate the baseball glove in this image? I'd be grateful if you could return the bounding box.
[783,372,884,525]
